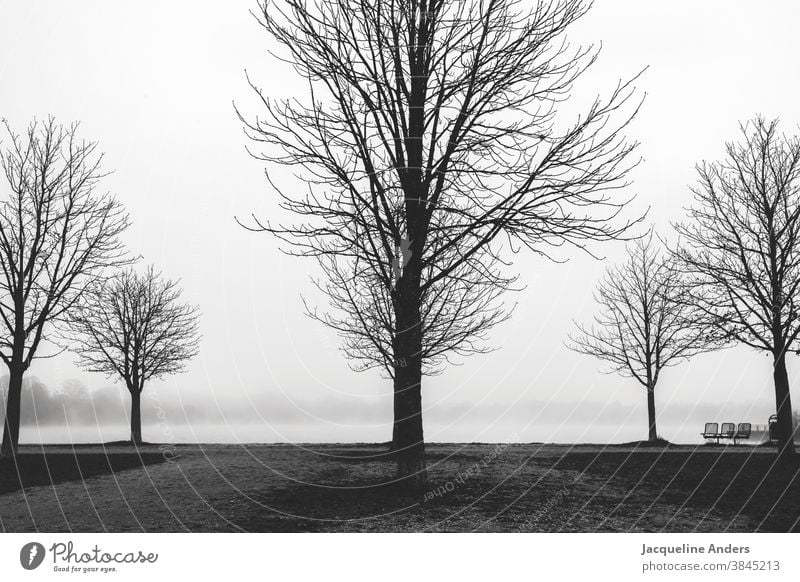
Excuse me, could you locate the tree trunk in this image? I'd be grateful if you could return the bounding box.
[392,289,427,490]
[130,389,142,446]
[392,355,426,490]
[0,365,25,457]
[646,383,657,442]
[772,352,795,460]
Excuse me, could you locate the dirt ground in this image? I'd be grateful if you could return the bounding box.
[0,443,798,532]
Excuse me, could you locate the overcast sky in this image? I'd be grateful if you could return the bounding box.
[1,0,799,445]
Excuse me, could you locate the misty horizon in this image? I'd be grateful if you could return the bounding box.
[1,370,782,446]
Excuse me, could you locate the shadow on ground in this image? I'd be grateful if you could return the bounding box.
[1,444,798,532]
[0,448,167,495]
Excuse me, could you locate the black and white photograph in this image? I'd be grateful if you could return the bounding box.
[0,0,799,579]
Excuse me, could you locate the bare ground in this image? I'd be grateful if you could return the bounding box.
[1,443,798,532]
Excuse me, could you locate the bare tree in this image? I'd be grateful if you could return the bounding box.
[570,234,712,442]
[66,266,200,445]
[675,117,800,461]
[0,118,130,457]
[239,0,643,488]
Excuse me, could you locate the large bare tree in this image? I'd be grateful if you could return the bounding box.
[675,117,800,460]
[240,0,643,487]
[570,234,712,442]
[66,266,200,445]
[0,118,130,457]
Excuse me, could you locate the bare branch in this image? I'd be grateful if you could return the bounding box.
[0,118,131,370]
[238,0,643,376]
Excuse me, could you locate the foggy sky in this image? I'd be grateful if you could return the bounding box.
[1,1,799,445]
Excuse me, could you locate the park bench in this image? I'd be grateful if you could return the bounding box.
[701,422,751,445]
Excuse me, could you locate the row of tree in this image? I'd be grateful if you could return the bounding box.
[0,118,200,457]
[241,0,798,490]
[572,117,800,461]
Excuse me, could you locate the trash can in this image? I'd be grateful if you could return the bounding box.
[768,414,778,444]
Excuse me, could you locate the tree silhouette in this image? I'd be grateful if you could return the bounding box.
[0,118,130,457]
[66,266,200,445]
[675,117,800,461]
[240,0,643,488]
[570,234,712,441]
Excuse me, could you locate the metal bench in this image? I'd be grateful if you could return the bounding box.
[702,421,752,445]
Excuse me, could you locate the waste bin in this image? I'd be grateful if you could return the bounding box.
[768,414,778,444]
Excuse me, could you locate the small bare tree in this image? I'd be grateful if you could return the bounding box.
[0,118,130,457]
[570,235,712,441]
[66,267,200,445]
[675,117,800,461]
[240,0,643,488]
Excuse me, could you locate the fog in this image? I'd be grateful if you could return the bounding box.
[0,373,781,445]
[0,1,799,445]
